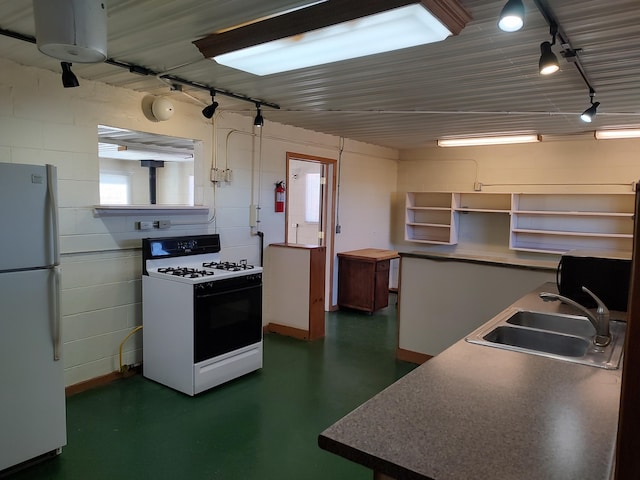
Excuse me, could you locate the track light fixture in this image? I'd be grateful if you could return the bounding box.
[253,103,264,128]
[539,23,559,75]
[498,0,525,32]
[254,104,264,127]
[61,61,79,88]
[202,90,219,119]
[581,90,600,123]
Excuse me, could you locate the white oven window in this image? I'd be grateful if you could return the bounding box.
[100,172,132,205]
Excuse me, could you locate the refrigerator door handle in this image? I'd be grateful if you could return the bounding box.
[53,265,62,361]
[46,164,60,265]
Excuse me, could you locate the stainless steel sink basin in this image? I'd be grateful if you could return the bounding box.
[484,326,590,357]
[505,310,595,337]
[466,308,626,369]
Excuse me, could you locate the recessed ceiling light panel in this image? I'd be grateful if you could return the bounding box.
[213,5,452,75]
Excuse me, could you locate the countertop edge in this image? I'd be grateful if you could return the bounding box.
[399,251,558,271]
[318,435,428,480]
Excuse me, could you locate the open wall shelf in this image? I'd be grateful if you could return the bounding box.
[405,191,634,255]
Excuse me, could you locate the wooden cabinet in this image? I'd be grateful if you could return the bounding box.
[405,191,634,256]
[338,249,399,313]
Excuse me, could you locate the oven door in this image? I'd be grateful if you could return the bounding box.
[193,274,262,363]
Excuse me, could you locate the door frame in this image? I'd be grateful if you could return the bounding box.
[285,152,338,311]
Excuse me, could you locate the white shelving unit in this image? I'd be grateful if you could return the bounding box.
[405,192,456,244]
[453,193,511,213]
[510,193,634,254]
[405,191,635,255]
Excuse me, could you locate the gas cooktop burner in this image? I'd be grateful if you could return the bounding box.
[157,267,215,278]
[202,260,255,272]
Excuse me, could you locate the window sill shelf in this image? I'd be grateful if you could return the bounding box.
[93,205,209,216]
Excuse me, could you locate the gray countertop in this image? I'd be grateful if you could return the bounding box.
[318,283,623,480]
[400,250,559,271]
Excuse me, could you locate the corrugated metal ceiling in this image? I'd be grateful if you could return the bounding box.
[0,0,638,149]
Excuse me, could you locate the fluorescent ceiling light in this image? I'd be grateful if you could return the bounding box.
[194,0,471,76]
[595,129,640,140]
[214,6,450,75]
[437,134,541,147]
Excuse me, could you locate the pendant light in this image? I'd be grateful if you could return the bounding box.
[498,0,525,32]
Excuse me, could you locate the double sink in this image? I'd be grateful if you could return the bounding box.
[466,308,626,369]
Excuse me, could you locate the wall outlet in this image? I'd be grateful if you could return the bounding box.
[157,220,171,229]
[136,221,153,230]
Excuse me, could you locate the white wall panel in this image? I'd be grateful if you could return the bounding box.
[1,58,399,387]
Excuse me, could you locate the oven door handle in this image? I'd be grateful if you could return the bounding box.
[196,284,261,299]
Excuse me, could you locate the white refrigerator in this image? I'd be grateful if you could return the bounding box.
[0,162,66,472]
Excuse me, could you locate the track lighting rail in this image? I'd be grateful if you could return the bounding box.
[531,0,596,95]
[0,26,280,110]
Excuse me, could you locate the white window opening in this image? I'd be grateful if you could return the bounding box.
[100,172,132,205]
[305,173,320,223]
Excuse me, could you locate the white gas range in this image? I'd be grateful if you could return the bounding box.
[142,234,263,396]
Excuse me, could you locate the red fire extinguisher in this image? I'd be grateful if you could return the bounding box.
[275,181,285,213]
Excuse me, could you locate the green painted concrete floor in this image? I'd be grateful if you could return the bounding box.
[9,294,417,480]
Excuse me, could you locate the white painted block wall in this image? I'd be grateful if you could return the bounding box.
[0,58,399,387]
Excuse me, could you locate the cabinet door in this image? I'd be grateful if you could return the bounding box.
[374,260,391,311]
[338,257,375,311]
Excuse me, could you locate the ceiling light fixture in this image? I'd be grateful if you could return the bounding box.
[61,61,79,88]
[193,0,471,76]
[437,134,541,147]
[202,90,219,119]
[539,23,559,75]
[580,90,600,123]
[497,0,525,32]
[595,129,640,140]
[254,104,264,127]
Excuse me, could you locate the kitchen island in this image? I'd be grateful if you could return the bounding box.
[318,283,623,480]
